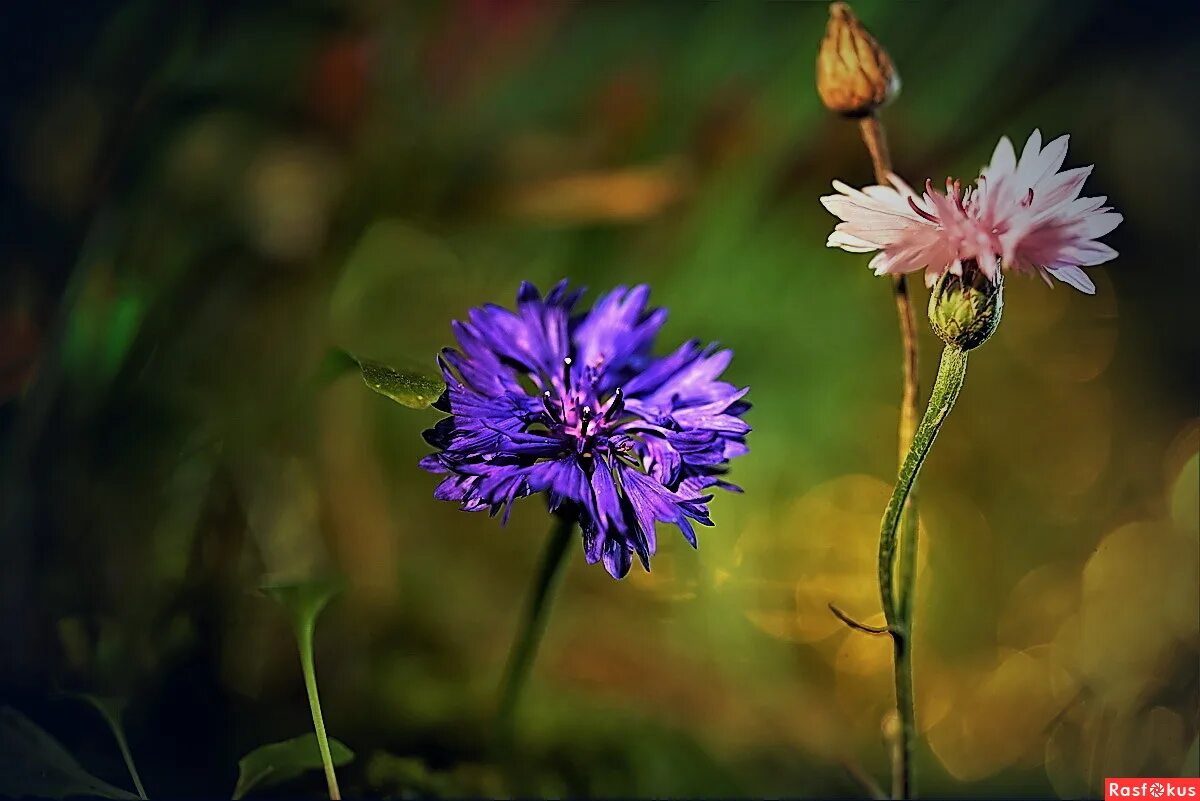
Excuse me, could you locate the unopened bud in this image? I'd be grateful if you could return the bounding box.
[928,264,1004,351]
[816,2,900,118]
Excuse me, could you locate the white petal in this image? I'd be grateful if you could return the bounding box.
[1048,265,1096,294]
[988,135,1017,179]
[1018,129,1043,173]
[828,231,879,252]
[861,185,907,206]
[1030,134,1070,185]
[1034,166,1093,209]
[1080,211,1123,238]
[868,252,892,274]
[1056,241,1118,266]
[886,173,920,198]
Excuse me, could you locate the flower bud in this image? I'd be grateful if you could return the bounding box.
[928,264,1004,351]
[816,2,900,117]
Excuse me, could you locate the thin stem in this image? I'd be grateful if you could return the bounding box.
[890,636,914,800]
[856,107,924,801]
[877,345,969,798]
[857,116,893,185]
[496,514,576,743]
[296,625,341,800]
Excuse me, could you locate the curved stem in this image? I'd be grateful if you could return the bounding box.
[878,345,969,799]
[495,514,576,747]
[296,625,341,800]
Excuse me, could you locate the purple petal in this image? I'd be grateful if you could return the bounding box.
[602,537,633,579]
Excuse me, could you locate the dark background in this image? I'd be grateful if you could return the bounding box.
[2,1,1198,797]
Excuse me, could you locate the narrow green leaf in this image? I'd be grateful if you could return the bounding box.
[0,706,139,799]
[232,734,354,800]
[74,695,148,800]
[356,358,443,409]
[75,695,125,737]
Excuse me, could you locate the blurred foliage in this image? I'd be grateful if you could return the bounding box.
[0,707,137,799]
[1,0,1197,797]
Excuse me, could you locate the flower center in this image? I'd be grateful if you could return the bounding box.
[538,357,626,456]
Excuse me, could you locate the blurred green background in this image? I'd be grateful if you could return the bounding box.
[1,1,1197,797]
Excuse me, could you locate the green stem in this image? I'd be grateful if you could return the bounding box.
[878,344,969,799]
[495,514,576,748]
[296,624,341,800]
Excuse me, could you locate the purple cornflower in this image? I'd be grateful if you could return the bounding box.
[420,281,750,579]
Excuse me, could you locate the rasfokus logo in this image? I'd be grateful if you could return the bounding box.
[1106,779,1200,799]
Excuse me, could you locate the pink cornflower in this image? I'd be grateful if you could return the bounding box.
[821,130,1122,294]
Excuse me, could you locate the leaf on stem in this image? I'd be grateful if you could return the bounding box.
[316,348,443,410]
[828,603,891,635]
[232,734,354,799]
[71,694,146,799]
[260,577,344,640]
[357,357,443,409]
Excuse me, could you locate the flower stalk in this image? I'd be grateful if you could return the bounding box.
[296,622,341,801]
[495,513,576,749]
[876,344,968,797]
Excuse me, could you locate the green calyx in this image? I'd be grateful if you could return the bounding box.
[928,264,1004,351]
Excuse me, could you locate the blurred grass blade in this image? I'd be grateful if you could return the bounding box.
[0,706,139,799]
[232,734,354,799]
[76,695,148,800]
[365,754,465,798]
